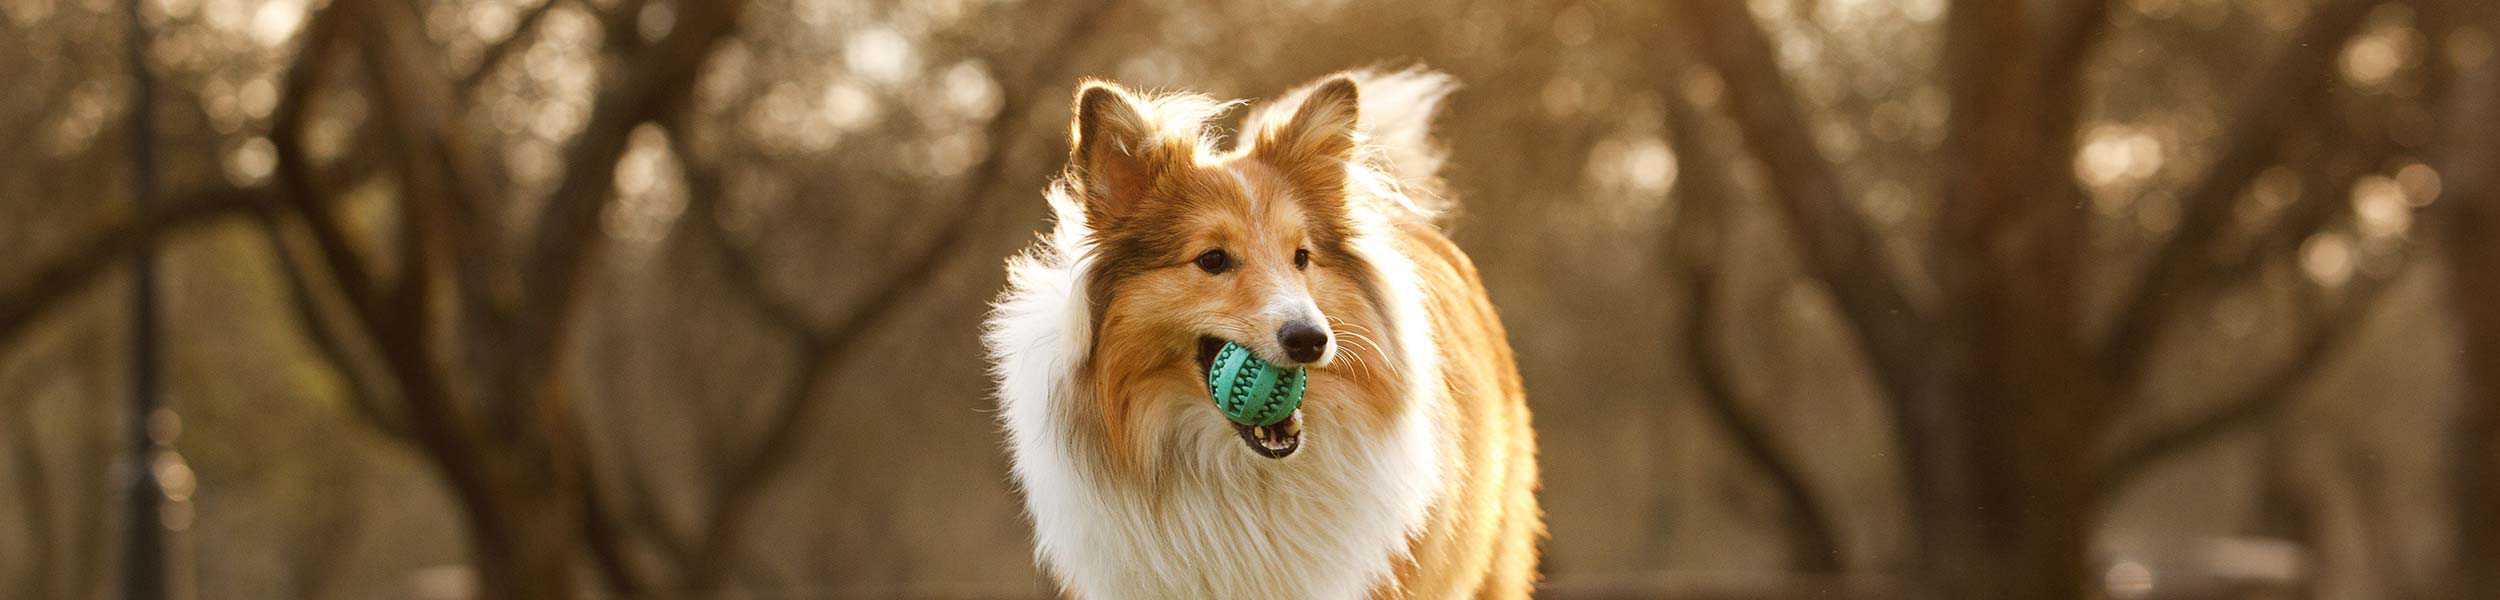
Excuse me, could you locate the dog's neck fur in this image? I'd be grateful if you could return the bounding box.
[988,190,1447,600]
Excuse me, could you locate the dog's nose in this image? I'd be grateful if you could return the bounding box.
[1278,321,1330,364]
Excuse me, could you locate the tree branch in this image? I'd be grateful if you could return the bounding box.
[2087,250,2413,513]
[456,0,567,101]
[2040,0,2116,88]
[677,338,832,597]
[267,1,383,329]
[255,211,410,441]
[576,452,652,598]
[637,3,1123,592]
[342,0,519,422]
[0,189,269,351]
[1666,0,1930,406]
[1676,217,1847,574]
[7,389,57,600]
[253,1,504,485]
[2095,0,2386,400]
[500,0,747,416]
[1653,45,1844,573]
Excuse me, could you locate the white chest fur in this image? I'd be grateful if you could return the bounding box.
[987,185,1448,599]
[1007,401,1441,600]
[988,236,1446,599]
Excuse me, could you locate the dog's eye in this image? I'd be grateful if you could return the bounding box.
[1194,249,1231,274]
[1293,248,1310,270]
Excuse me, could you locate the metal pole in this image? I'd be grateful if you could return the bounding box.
[121,0,166,598]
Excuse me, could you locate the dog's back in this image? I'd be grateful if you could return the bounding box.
[1380,219,1541,599]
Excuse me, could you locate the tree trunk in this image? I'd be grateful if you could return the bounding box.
[1928,357,2098,600]
[456,462,586,600]
[1933,0,2099,592]
[2446,189,2500,600]
[2445,125,2500,600]
[2444,8,2500,595]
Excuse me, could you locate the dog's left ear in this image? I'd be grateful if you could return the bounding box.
[1254,76,1359,185]
[1070,81,1186,226]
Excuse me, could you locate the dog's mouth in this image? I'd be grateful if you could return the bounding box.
[1197,336,1304,459]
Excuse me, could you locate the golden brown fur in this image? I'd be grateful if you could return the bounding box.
[1382,221,1542,598]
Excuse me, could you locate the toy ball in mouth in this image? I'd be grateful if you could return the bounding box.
[1205,341,1307,428]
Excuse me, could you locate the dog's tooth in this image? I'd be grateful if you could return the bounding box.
[1254,426,1268,440]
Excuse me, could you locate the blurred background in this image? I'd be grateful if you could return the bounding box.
[5,0,2500,598]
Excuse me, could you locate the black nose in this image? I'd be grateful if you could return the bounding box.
[1278,322,1329,364]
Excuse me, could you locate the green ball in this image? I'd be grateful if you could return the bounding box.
[1205,341,1306,427]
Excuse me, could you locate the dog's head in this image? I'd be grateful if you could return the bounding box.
[1064,77,1404,466]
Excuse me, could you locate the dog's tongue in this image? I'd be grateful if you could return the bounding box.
[1205,341,1306,426]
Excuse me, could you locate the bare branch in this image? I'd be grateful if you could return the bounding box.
[780,0,1126,356]
[636,3,1124,593]
[7,392,56,600]
[0,189,269,351]
[1666,0,1930,406]
[671,131,813,337]
[2102,86,2404,421]
[1676,215,1847,574]
[2084,77,2409,507]
[1655,47,1844,573]
[267,1,383,325]
[2095,0,2386,399]
[456,0,567,100]
[577,458,653,598]
[617,456,699,568]
[501,0,747,412]
[255,212,409,440]
[339,0,536,451]
[261,2,489,480]
[2087,252,2414,513]
[677,339,833,597]
[2040,0,2116,88]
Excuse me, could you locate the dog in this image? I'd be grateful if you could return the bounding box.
[985,67,1541,599]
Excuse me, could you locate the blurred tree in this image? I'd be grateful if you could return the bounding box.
[1665,0,2418,597]
[1654,33,1845,575]
[2437,2,2500,597]
[1,0,1127,595]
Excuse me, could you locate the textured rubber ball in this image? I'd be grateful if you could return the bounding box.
[1205,341,1307,427]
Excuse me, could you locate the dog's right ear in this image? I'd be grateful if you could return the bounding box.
[1069,82,1174,225]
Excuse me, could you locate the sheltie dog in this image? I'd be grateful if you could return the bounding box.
[985,67,1540,599]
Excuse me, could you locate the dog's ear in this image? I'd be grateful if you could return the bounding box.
[1069,81,1176,224]
[1254,76,1359,187]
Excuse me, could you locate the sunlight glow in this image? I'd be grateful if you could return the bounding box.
[605,125,687,244]
[2104,560,2155,599]
[248,0,303,47]
[223,136,276,185]
[2341,24,2418,89]
[846,27,919,84]
[2302,232,2356,288]
[2077,125,2165,187]
[2353,175,2412,240]
[2396,163,2442,207]
[821,80,880,132]
[941,62,1000,120]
